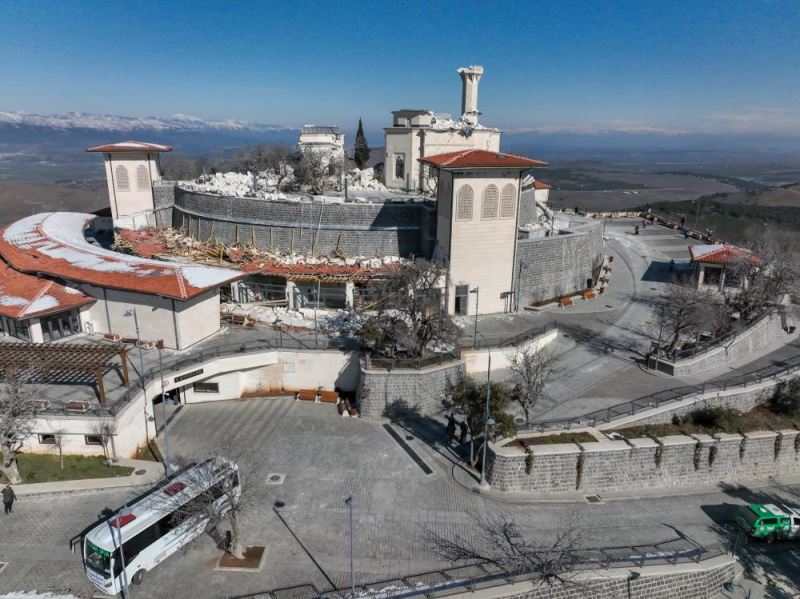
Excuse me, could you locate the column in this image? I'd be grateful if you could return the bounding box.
[345,282,355,310]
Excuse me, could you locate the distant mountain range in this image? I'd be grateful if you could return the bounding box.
[0,111,300,153]
[2,110,800,163]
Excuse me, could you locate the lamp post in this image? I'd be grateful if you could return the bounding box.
[126,308,151,443]
[344,496,355,597]
[156,340,173,476]
[470,287,479,349]
[480,350,493,488]
[109,504,133,598]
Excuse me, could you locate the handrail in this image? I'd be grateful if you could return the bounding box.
[525,351,800,432]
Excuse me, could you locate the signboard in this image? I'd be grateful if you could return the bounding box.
[174,369,204,383]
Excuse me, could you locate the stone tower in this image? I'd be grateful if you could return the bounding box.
[458,65,484,124]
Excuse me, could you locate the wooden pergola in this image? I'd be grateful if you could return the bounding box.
[0,342,130,407]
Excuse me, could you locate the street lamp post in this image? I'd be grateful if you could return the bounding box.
[109,505,133,598]
[470,287,479,349]
[480,350,493,488]
[344,496,355,597]
[156,341,173,475]
[127,308,151,443]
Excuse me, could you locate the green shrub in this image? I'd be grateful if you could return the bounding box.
[684,407,741,432]
[769,380,800,416]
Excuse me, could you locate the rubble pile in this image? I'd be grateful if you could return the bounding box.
[222,303,363,334]
[347,167,389,191]
[180,170,294,198]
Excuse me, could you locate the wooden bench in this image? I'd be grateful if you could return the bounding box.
[296,389,318,402]
[318,390,339,404]
[582,290,596,301]
[231,314,247,325]
[65,401,91,414]
[33,399,50,411]
[559,297,573,307]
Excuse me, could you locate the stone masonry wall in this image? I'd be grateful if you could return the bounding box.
[488,558,734,599]
[488,428,800,494]
[514,221,604,306]
[152,180,176,228]
[172,188,436,258]
[357,358,465,418]
[652,311,788,377]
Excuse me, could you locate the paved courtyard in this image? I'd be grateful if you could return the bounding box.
[3,397,799,597]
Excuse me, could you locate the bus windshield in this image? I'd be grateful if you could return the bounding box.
[85,540,112,576]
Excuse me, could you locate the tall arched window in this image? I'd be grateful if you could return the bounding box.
[136,164,150,192]
[500,183,516,218]
[481,184,499,220]
[115,165,130,191]
[455,184,474,221]
[395,155,405,180]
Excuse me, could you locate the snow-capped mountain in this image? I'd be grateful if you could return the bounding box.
[0,111,299,153]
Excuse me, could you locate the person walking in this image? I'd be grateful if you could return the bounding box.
[459,420,468,445]
[446,414,456,445]
[2,485,16,515]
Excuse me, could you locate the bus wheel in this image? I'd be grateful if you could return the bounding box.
[765,533,776,544]
[132,570,145,585]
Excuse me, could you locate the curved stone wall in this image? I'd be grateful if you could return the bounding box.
[514,220,605,306]
[172,188,436,258]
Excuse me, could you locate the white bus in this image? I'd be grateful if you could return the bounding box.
[78,457,240,595]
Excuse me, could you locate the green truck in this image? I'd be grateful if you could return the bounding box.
[734,503,800,542]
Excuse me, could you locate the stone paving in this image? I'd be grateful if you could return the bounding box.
[2,397,800,597]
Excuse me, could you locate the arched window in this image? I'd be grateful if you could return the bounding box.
[115,165,130,192]
[500,183,516,218]
[481,184,499,220]
[136,164,150,192]
[395,155,405,180]
[455,184,474,221]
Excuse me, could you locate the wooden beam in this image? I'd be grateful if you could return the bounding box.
[95,367,106,407]
[119,349,130,387]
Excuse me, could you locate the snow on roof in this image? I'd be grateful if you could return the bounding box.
[688,243,759,265]
[0,260,94,320]
[0,213,243,300]
[419,149,548,170]
[86,141,172,153]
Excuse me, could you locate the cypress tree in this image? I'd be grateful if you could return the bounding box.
[354,118,370,169]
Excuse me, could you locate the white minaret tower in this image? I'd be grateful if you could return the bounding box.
[458,65,484,124]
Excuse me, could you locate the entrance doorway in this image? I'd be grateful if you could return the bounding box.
[454,285,469,315]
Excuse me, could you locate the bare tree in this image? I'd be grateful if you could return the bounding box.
[726,226,800,321]
[91,419,117,470]
[425,516,584,587]
[51,426,66,471]
[0,367,44,483]
[508,347,555,425]
[298,148,342,194]
[152,448,255,560]
[361,259,459,359]
[653,281,715,354]
[160,155,204,180]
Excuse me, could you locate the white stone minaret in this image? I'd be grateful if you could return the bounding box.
[458,65,484,124]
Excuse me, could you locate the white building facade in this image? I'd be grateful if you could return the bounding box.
[298,125,345,165]
[384,66,501,192]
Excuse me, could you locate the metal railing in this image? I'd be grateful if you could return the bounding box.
[231,539,727,599]
[525,352,800,432]
[365,349,462,371]
[51,329,355,417]
[651,310,773,363]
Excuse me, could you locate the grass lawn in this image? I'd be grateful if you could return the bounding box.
[507,431,596,447]
[1,454,134,484]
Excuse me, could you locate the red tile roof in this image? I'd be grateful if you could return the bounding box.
[533,181,552,190]
[419,149,548,170]
[0,260,94,320]
[689,243,760,265]
[0,213,243,301]
[87,141,172,153]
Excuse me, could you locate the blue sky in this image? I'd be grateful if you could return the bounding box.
[1,0,798,134]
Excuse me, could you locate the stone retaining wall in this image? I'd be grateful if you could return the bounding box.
[463,556,734,599]
[357,358,465,418]
[514,221,604,306]
[488,428,800,494]
[651,311,788,376]
[172,188,436,258]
